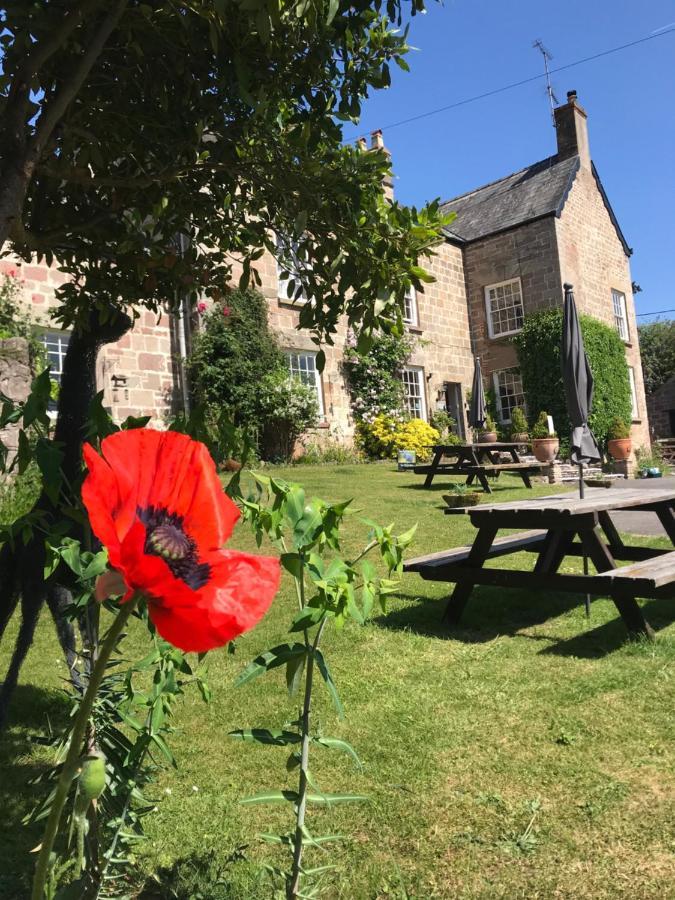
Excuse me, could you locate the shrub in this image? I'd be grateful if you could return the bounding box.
[344,329,415,422]
[531,411,556,439]
[356,414,439,461]
[607,417,630,440]
[296,439,364,466]
[257,371,319,462]
[430,409,460,443]
[638,319,675,395]
[635,443,669,475]
[515,308,632,446]
[510,406,528,435]
[189,289,286,430]
[481,412,497,433]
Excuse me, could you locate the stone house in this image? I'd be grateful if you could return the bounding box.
[2,90,649,450]
[647,376,675,440]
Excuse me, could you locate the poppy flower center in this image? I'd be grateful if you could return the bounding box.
[139,506,211,590]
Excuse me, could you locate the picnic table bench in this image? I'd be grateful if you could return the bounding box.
[404,486,675,638]
[413,442,544,493]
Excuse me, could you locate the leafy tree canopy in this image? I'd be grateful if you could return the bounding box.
[638,320,675,395]
[1,0,449,351]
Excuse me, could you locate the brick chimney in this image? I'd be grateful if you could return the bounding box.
[554,90,591,169]
[370,129,394,201]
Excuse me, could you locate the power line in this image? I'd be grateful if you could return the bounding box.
[637,309,675,317]
[345,26,675,138]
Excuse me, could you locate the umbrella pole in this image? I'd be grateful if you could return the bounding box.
[579,463,591,619]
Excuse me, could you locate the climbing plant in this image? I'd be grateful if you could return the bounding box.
[514,308,632,447]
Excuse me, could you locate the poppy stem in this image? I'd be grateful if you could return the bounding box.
[288,616,327,900]
[31,594,141,900]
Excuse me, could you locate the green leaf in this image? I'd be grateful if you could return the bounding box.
[280,552,303,579]
[240,789,299,805]
[34,438,63,504]
[234,643,307,687]
[289,605,325,633]
[229,728,301,746]
[314,649,344,719]
[286,654,306,696]
[315,737,363,769]
[305,793,368,805]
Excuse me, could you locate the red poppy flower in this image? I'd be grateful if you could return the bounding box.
[81,429,280,652]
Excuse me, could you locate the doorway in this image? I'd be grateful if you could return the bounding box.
[444,382,465,439]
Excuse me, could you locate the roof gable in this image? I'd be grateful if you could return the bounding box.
[441,155,579,243]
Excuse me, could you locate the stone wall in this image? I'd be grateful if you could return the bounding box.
[462,215,562,393]
[646,377,675,440]
[0,337,31,459]
[555,165,650,449]
[0,258,180,424]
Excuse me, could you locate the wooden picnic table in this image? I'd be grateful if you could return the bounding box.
[413,441,543,493]
[404,486,675,638]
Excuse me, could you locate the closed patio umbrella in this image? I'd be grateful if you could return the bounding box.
[561,282,602,617]
[468,357,487,434]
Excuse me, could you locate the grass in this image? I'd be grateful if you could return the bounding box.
[1,464,674,898]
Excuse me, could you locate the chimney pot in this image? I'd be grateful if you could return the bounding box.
[567,90,578,102]
[370,129,385,151]
[356,136,367,151]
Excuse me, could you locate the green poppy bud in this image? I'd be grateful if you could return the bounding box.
[78,753,107,803]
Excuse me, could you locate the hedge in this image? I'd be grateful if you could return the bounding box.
[514,308,632,448]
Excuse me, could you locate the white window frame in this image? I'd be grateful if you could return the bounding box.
[628,366,638,420]
[402,286,418,327]
[37,329,70,415]
[612,289,630,342]
[484,277,525,339]
[276,235,310,305]
[401,365,427,420]
[492,368,525,424]
[286,350,324,418]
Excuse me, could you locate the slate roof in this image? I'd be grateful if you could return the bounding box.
[440,154,580,243]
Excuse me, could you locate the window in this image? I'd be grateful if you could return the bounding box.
[286,350,324,417]
[493,368,525,423]
[628,366,638,419]
[485,278,524,338]
[276,235,310,304]
[38,330,70,412]
[401,366,427,419]
[402,286,418,327]
[612,290,629,342]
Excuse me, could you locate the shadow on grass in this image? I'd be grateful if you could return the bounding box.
[375,585,581,643]
[540,595,675,658]
[0,684,70,897]
[377,589,675,657]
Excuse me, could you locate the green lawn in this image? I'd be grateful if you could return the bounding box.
[2,465,674,898]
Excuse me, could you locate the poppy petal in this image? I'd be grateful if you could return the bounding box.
[148,550,280,652]
[82,443,123,568]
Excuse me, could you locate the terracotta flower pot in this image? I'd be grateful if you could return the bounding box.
[532,437,559,463]
[512,432,529,444]
[608,438,632,461]
[477,431,498,444]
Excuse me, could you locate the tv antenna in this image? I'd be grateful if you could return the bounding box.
[533,39,558,127]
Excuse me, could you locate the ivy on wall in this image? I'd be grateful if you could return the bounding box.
[514,308,633,447]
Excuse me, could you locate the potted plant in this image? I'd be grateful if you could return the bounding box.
[531,411,559,463]
[443,483,480,509]
[477,412,498,444]
[510,406,529,444]
[607,417,632,461]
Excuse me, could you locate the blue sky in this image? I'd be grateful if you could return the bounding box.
[344,0,675,319]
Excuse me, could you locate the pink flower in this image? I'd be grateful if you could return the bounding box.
[222,306,232,317]
[197,302,207,313]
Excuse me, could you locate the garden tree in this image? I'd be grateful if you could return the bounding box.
[0,0,448,720]
[638,319,675,395]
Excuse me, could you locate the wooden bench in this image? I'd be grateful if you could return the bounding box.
[405,530,547,574]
